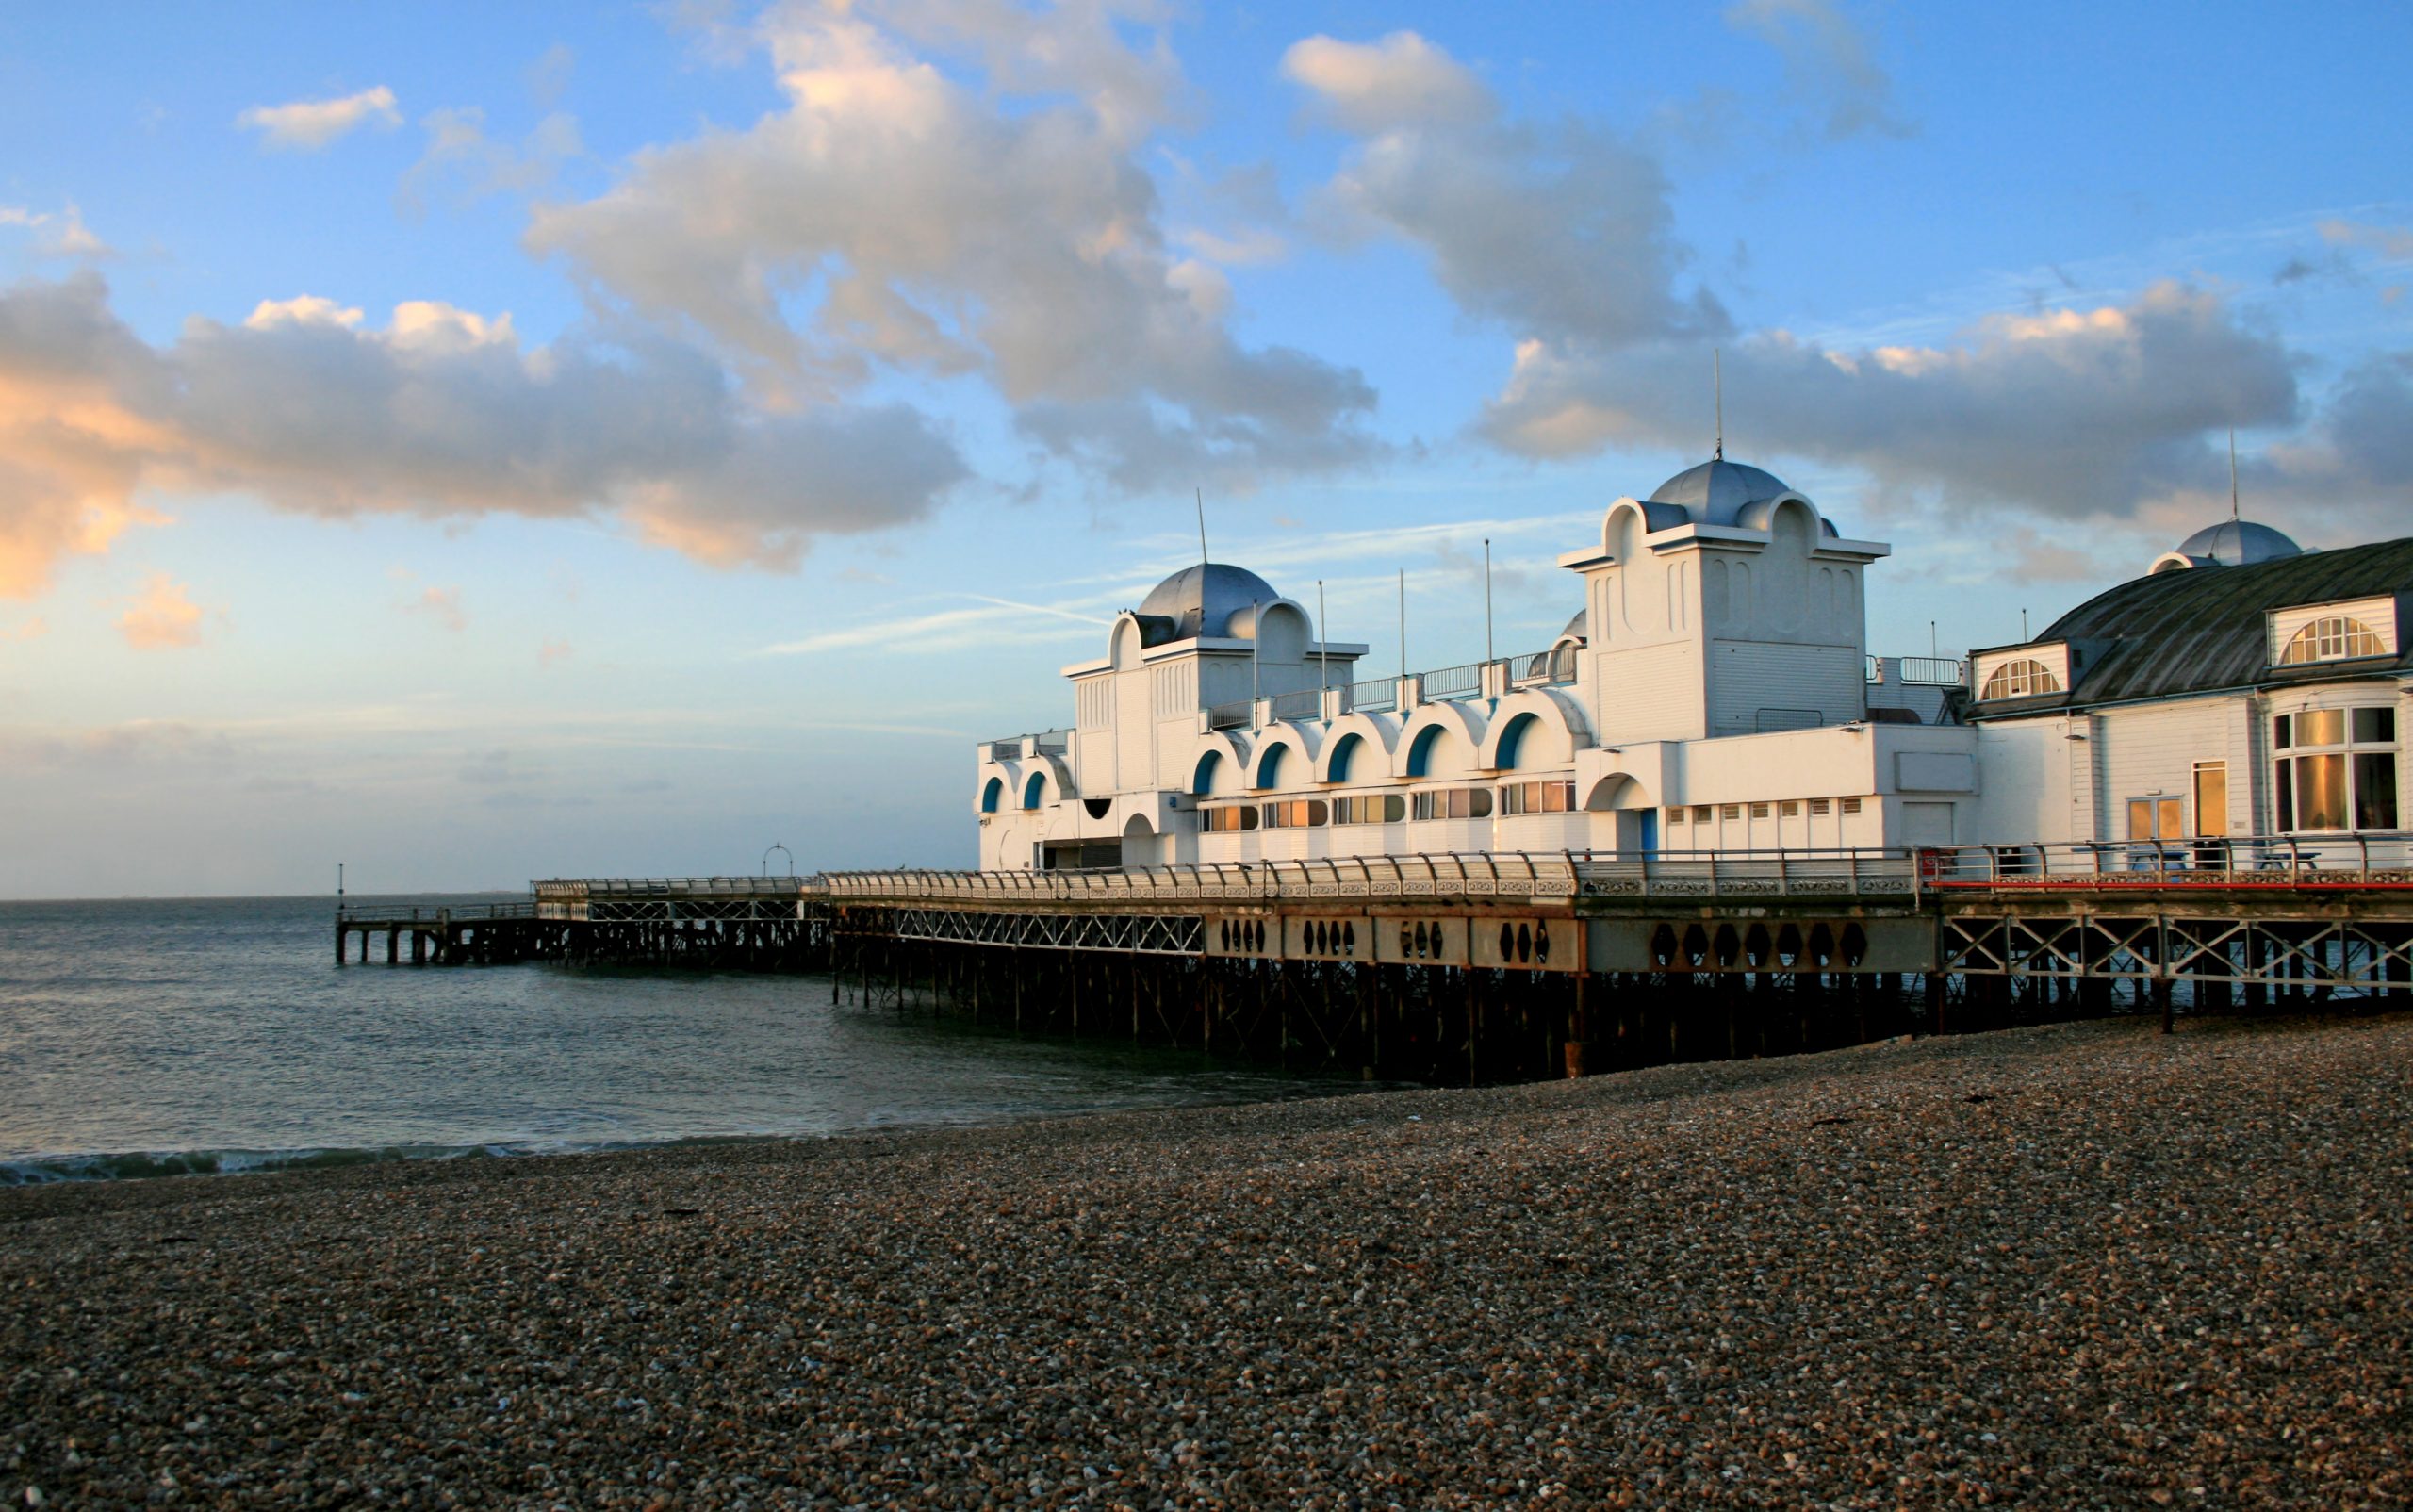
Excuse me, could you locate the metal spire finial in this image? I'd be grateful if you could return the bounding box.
[1195,486,1209,567]
[1713,348,1724,461]
[2229,429,2240,525]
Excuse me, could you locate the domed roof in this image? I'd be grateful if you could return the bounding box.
[2171,519,2302,567]
[1135,563,1283,642]
[1647,458,1796,527]
[1555,608,1588,644]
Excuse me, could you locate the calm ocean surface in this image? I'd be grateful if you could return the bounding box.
[0,895,1359,1184]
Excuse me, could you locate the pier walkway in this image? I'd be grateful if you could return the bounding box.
[333,834,2413,1082]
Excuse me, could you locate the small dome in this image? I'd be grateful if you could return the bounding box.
[2171,519,2302,567]
[1555,608,1588,645]
[1647,458,1795,527]
[1136,563,1283,641]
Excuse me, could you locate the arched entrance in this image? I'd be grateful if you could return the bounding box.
[1121,812,1159,868]
[1584,774,1658,856]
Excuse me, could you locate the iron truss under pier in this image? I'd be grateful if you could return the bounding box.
[331,836,2413,1083]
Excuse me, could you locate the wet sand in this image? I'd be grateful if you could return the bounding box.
[6,1013,2409,1508]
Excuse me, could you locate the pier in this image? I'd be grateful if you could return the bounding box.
[332,832,2413,1084]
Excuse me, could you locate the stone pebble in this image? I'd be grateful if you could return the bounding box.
[5,1013,2409,1508]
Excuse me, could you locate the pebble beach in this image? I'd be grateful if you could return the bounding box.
[6,1013,2409,1509]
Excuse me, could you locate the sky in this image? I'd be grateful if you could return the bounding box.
[3,0,2410,896]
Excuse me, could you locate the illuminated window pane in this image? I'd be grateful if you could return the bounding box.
[2295,754,2349,830]
[2193,764,2228,838]
[2279,616,2385,665]
[1979,657,2062,699]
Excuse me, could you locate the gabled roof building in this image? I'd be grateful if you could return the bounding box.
[1967,522,2408,848]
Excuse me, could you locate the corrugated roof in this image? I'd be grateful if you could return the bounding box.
[1979,536,2413,713]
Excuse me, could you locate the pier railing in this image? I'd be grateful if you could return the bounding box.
[1916,831,2413,887]
[507,833,2413,921]
[336,901,537,923]
[824,849,1926,905]
[533,876,815,897]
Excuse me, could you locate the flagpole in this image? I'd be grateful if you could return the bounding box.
[1483,537,1493,666]
[1317,580,1328,694]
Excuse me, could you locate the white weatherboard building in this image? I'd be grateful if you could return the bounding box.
[975,456,2413,869]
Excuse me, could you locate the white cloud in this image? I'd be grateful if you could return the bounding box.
[403,584,468,632]
[0,203,111,258]
[1280,32,1490,134]
[244,295,365,330]
[402,106,583,210]
[525,0,1379,492]
[119,572,205,649]
[237,86,403,150]
[0,271,967,596]
[763,592,1113,657]
[1724,0,1912,141]
[1285,31,1725,353]
[1479,281,2344,534]
[2319,219,2413,262]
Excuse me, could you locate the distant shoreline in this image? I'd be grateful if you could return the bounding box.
[8,1013,2407,1506]
[0,889,530,906]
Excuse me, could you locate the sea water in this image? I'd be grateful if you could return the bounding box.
[0,895,1356,1183]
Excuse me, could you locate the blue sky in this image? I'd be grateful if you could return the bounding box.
[2,0,2409,896]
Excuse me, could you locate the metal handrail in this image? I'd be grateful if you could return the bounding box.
[1269,689,1322,721]
[1914,830,2413,886]
[1420,662,1484,700]
[1504,646,1579,685]
[337,902,538,923]
[1345,678,1396,714]
[532,876,820,897]
[978,727,1073,758]
[817,848,1931,905]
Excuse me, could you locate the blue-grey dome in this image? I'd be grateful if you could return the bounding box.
[1647,458,1795,527]
[1556,608,1588,644]
[2173,519,2302,567]
[1136,563,1283,642]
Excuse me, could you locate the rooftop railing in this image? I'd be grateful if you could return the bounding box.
[1420,661,1485,701]
[1506,645,1579,686]
[1269,688,1323,721]
[1206,699,1254,730]
[981,729,1073,761]
[1346,677,1396,715]
[1867,654,1965,685]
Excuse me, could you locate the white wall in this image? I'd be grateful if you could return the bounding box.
[2089,697,2252,841]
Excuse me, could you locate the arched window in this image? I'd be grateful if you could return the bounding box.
[1255,744,1286,789]
[1494,712,1538,771]
[979,777,1003,814]
[1405,725,1444,778]
[1191,750,1222,797]
[1021,772,1046,810]
[1978,657,2061,700]
[2279,616,2386,665]
[1326,732,1361,783]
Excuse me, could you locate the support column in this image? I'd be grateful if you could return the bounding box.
[1564,971,1587,1079]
